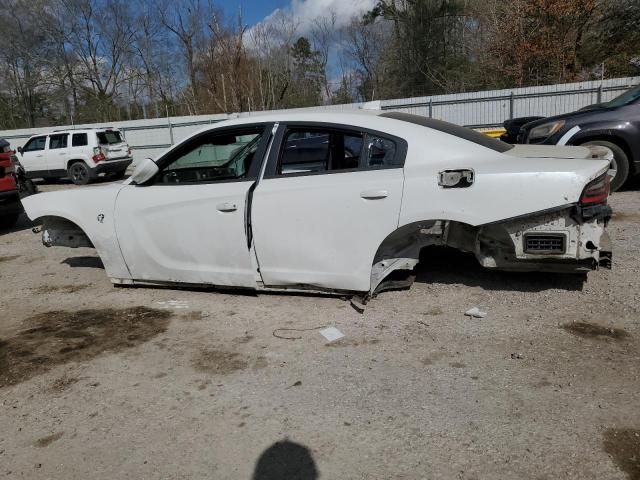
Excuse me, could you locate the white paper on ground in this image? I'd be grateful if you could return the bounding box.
[319,327,345,342]
[156,300,190,310]
[464,307,487,318]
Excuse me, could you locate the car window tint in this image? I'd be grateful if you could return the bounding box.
[23,136,46,152]
[97,131,123,144]
[158,130,264,184]
[279,129,363,175]
[49,134,68,149]
[72,133,88,147]
[365,134,397,167]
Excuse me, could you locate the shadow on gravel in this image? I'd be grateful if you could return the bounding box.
[562,322,630,340]
[415,246,586,293]
[0,307,172,388]
[252,440,318,480]
[61,256,104,269]
[603,428,640,480]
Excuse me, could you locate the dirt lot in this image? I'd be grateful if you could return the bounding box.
[1,180,639,479]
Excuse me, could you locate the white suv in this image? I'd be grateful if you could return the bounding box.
[18,128,133,185]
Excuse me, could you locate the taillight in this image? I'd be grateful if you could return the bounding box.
[92,146,106,162]
[580,173,610,206]
[5,156,15,174]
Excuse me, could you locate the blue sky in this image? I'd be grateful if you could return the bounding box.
[231,0,286,26]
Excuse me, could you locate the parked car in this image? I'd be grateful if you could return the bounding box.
[22,111,612,298]
[513,84,640,191]
[17,128,133,185]
[0,139,37,227]
[500,116,543,144]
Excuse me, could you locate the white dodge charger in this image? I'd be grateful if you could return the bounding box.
[23,111,613,297]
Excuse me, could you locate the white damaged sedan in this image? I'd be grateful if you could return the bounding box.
[23,111,613,297]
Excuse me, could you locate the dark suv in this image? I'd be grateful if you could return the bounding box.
[515,84,640,191]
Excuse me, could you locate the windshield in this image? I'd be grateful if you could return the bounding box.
[97,130,123,144]
[603,85,640,108]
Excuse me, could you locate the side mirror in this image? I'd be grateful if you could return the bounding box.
[17,146,23,155]
[129,157,159,185]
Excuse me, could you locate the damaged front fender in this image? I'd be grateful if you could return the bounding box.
[40,216,94,248]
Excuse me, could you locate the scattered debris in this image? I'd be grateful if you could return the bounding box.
[286,380,302,389]
[156,300,190,310]
[350,297,367,313]
[510,353,524,360]
[34,432,64,448]
[319,327,345,343]
[464,307,487,318]
[272,325,327,340]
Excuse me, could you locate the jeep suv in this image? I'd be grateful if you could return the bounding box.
[18,128,133,185]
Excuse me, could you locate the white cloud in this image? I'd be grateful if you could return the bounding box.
[252,0,377,37]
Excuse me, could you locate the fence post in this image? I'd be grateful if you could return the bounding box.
[597,84,603,104]
[428,98,433,118]
[168,117,174,145]
[509,92,515,120]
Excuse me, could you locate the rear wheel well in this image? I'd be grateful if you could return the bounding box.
[370,220,479,293]
[66,158,89,169]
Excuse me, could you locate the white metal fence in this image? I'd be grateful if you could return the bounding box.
[1,76,638,163]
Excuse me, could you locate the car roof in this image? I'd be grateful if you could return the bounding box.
[29,128,120,137]
[207,110,512,152]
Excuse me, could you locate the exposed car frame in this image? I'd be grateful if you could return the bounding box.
[22,111,612,298]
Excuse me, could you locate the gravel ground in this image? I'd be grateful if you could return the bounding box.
[0,179,639,479]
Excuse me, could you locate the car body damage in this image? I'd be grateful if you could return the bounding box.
[22,111,613,297]
[40,216,94,248]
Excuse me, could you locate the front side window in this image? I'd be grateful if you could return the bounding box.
[156,128,266,184]
[49,134,68,149]
[72,133,88,147]
[23,136,46,152]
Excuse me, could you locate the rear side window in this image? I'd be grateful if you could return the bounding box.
[97,131,123,145]
[277,127,401,176]
[365,134,398,167]
[49,133,68,149]
[23,136,46,152]
[279,129,363,175]
[72,133,88,147]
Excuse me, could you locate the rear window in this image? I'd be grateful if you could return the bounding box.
[97,131,123,145]
[380,112,513,153]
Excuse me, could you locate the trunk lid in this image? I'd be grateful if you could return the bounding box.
[507,144,613,161]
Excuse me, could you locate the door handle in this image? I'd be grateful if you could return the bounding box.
[36,154,44,157]
[216,202,238,212]
[360,190,388,200]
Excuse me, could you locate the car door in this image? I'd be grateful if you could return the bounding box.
[251,123,407,292]
[20,136,48,174]
[46,133,69,173]
[114,124,273,287]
